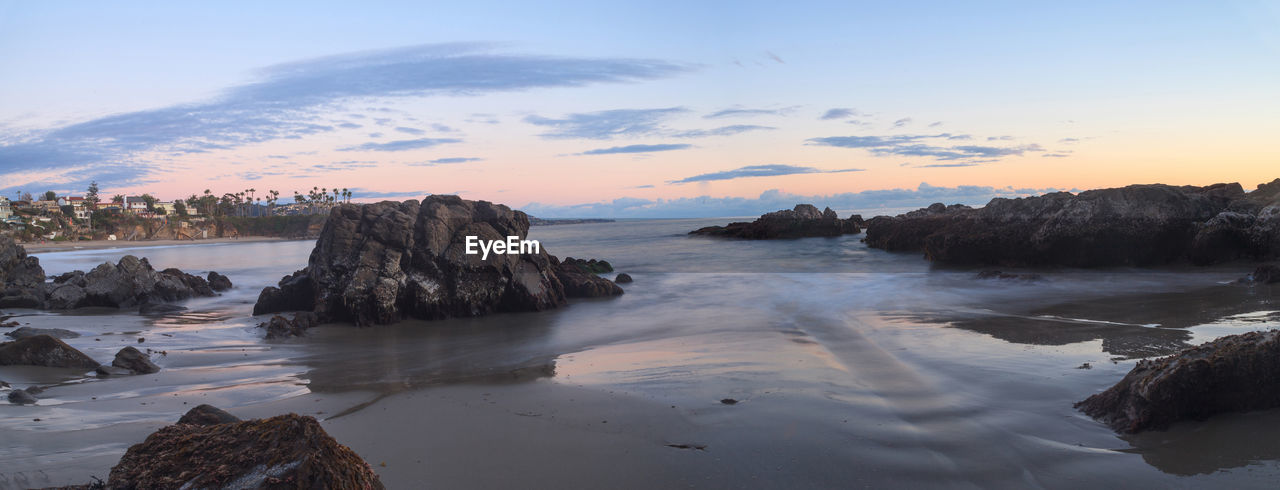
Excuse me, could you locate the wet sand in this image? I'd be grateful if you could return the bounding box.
[22,236,299,254]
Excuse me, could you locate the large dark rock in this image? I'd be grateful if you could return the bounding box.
[5,326,79,339]
[254,196,622,326]
[207,271,233,291]
[555,257,624,298]
[690,204,862,239]
[1077,330,1280,433]
[615,273,634,283]
[0,334,99,369]
[1250,264,1280,284]
[260,312,320,339]
[865,181,1280,266]
[8,388,37,405]
[43,256,222,310]
[177,404,241,426]
[109,346,160,374]
[108,413,383,489]
[0,235,47,309]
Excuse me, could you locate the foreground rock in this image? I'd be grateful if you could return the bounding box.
[1247,264,1280,284]
[260,312,320,339]
[45,256,224,310]
[177,404,241,426]
[4,326,79,340]
[0,235,46,308]
[690,204,862,239]
[8,388,38,405]
[107,346,160,374]
[207,271,233,291]
[615,273,633,283]
[0,334,99,369]
[865,180,1280,266]
[556,257,624,298]
[108,413,383,489]
[254,196,623,326]
[1076,330,1280,433]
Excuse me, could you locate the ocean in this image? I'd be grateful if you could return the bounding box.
[3,215,1280,488]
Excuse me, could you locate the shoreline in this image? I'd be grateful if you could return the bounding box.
[22,236,308,254]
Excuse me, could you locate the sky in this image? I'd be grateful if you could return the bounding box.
[1,1,1277,217]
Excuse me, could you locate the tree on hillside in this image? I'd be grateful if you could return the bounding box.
[173,200,188,217]
[85,181,100,210]
[111,194,125,204]
[43,190,57,201]
[20,191,33,202]
[141,194,157,212]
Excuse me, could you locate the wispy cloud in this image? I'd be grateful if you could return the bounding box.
[820,108,859,120]
[408,157,484,166]
[395,126,425,135]
[672,125,774,138]
[580,143,692,155]
[704,107,791,119]
[808,133,1042,162]
[339,137,461,152]
[524,107,687,139]
[893,117,913,128]
[0,43,690,193]
[669,164,863,184]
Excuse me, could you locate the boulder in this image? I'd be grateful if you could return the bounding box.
[0,334,99,369]
[556,257,624,298]
[561,257,614,274]
[615,273,634,283]
[260,312,320,339]
[1077,330,1280,433]
[207,271,233,291]
[1250,264,1280,284]
[110,346,160,374]
[866,181,1280,266]
[690,204,862,239]
[177,404,241,426]
[254,196,621,326]
[43,256,222,310]
[5,326,80,340]
[0,235,47,309]
[108,414,383,489]
[8,388,37,405]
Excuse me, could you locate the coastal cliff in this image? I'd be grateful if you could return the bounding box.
[690,204,863,239]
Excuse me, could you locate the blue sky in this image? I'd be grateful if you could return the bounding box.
[1,1,1277,217]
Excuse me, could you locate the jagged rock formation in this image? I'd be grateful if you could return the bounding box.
[254,196,622,326]
[556,257,624,298]
[108,413,383,489]
[177,404,242,426]
[108,346,160,374]
[690,204,863,239]
[1077,330,1280,433]
[45,256,222,310]
[865,180,1280,266]
[260,312,320,339]
[0,334,99,369]
[0,235,46,309]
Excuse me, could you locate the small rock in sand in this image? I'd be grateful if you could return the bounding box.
[8,388,38,405]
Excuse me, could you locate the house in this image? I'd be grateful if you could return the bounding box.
[33,200,60,214]
[56,196,90,220]
[154,201,179,216]
[0,197,10,219]
[125,196,148,213]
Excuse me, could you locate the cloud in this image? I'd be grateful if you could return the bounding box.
[820,108,858,120]
[395,126,425,135]
[704,107,790,119]
[521,183,1068,219]
[913,162,980,168]
[1059,137,1080,144]
[928,121,943,127]
[1042,153,1072,158]
[808,134,1042,162]
[631,184,655,189]
[669,164,863,184]
[580,143,692,155]
[524,107,687,139]
[987,135,1014,141]
[672,125,775,138]
[0,43,690,194]
[339,137,461,152]
[337,122,362,129]
[408,157,484,166]
[765,51,785,64]
[893,118,913,128]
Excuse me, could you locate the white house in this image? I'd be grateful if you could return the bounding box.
[0,196,11,220]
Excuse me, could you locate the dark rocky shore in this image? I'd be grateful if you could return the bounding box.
[865,179,1280,266]
[689,204,863,239]
[254,195,623,326]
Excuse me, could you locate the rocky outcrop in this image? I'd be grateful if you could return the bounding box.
[865,180,1280,266]
[1247,264,1280,284]
[8,388,37,405]
[177,404,241,426]
[108,346,160,374]
[43,256,223,310]
[254,196,623,326]
[0,334,99,369]
[0,235,46,309]
[615,273,633,283]
[4,326,79,340]
[108,413,383,489]
[207,271,233,291]
[260,312,320,339]
[1077,330,1280,433]
[555,257,624,298]
[690,204,862,239]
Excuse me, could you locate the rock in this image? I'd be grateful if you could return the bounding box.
[0,235,47,309]
[8,388,37,405]
[260,312,320,339]
[0,334,99,369]
[1076,330,1280,433]
[111,346,160,374]
[720,398,739,405]
[615,273,633,283]
[975,270,1044,281]
[177,404,241,426]
[866,182,1280,266]
[690,204,862,239]
[4,326,80,339]
[107,413,384,489]
[139,303,187,314]
[1250,264,1280,284]
[94,365,133,376]
[254,196,621,326]
[43,256,219,310]
[207,271,233,291]
[555,257,624,298]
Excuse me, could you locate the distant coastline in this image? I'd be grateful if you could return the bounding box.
[528,217,615,226]
[22,236,301,254]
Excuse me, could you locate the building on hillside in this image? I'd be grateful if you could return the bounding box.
[0,197,10,219]
[33,200,61,214]
[125,196,148,213]
[154,201,180,216]
[56,196,90,220]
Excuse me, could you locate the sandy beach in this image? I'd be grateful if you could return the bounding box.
[21,236,303,254]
